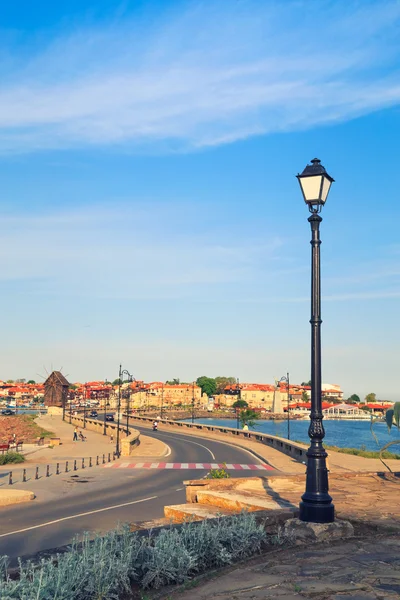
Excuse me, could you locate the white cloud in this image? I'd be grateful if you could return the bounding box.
[0,0,399,152]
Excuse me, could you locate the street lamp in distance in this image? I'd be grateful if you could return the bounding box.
[277,373,290,440]
[296,157,335,524]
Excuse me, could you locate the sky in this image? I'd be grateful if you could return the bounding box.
[0,0,399,399]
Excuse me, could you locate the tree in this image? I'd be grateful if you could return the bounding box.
[347,394,360,404]
[27,380,36,384]
[239,409,259,429]
[214,376,237,394]
[365,393,377,404]
[166,378,180,385]
[6,380,14,384]
[196,376,217,397]
[232,399,248,410]
[301,390,309,402]
[301,380,311,386]
[112,378,122,386]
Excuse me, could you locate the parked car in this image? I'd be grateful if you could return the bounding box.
[1,409,15,416]
[89,410,98,418]
[105,414,114,421]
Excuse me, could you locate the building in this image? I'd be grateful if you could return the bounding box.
[322,402,369,419]
[44,371,70,408]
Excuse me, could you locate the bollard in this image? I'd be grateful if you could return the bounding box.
[35,466,39,480]
[89,457,92,468]
[8,471,12,485]
[102,454,105,464]
[74,459,77,471]
[108,453,111,463]
[46,465,50,477]
[96,455,99,466]
[23,468,27,483]
[65,461,69,473]
[82,458,85,469]
[56,463,60,475]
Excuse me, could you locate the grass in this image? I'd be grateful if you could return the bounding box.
[25,414,54,438]
[294,440,400,459]
[0,452,25,465]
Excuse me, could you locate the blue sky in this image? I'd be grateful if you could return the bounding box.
[0,0,399,399]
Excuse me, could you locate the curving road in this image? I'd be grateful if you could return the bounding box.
[0,423,273,561]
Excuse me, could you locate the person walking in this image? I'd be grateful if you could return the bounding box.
[73,427,78,441]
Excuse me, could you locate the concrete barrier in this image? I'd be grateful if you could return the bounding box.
[0,489,35,506]
[121,431,140,456]
[125,415,307,463]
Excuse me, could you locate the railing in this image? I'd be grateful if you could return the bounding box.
[124,415,307,462]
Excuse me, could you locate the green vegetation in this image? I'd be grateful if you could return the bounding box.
[0,452,25,465]
[206,463,230,478]
[25,415,54,438]
[365,392,376,403]
[27,379,36,384]
[301,390,308,402]
[196,376,217,397]
[347,393,360,404]
[239,409,259,429]
[0,514,268,597]
[232,399,248,410]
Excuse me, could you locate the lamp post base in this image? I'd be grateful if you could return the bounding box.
[299,500,334,523]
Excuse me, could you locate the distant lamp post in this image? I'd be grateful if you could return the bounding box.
[296,158,335,524]
[83,384,87,429]
[236,378,240,429]
[277,373,291,440]
[191,382,195,423]
[116,365,134,458]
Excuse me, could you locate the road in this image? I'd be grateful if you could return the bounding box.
[0,423,273,561]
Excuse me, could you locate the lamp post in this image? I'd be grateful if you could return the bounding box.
[191,382,195,423]
[103,380,109,435]
[125,378,135,434]
[236,378,240,429]
[297,158,335,524]
[116,365,134,458]
[83,384,87,429]
[277,373,290,440]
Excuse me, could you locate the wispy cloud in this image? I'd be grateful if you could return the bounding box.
[0,204,283,298]
[0,0,399,152]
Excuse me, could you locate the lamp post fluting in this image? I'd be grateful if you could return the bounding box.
[297,158,335,524]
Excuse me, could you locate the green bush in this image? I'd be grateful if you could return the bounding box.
[206,463,230,479]
[0,513,269,597]
[0,452,25,465]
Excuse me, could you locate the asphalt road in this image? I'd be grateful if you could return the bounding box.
[0,423,271,561]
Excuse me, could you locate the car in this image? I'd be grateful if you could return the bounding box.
[105,414,114,421]
[1,409,15,416]
[89,410,98,418]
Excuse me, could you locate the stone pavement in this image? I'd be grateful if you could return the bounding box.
[170,535,400,600]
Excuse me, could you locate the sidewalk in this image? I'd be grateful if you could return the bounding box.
[170,534,400,600]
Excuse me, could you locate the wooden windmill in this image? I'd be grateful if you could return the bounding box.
[44,371,70,408]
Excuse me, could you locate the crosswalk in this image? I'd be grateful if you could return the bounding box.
[104,462,273,470]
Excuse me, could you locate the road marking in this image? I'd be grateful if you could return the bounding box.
[154,432,216,460]
[107,463,273,470]
[0,495,158,539]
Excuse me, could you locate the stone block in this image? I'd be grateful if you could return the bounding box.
[0,489,35,506]
[283,518,354,544]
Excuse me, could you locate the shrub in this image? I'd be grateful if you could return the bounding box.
[0,452,25,465]
[0,513,269,597]
[206,463,230,479]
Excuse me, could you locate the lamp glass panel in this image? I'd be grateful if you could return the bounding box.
[299,175,323,202]
[321,176,332,202]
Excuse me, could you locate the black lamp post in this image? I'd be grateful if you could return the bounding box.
[69,393,72,424]
[103,380,109,435]
[297,158,335,524]
[125,377,135,434]
[277,373,291,440]
[236,378,240,429]
[83,384,87,429]
[191,382,195,423]
[116,365,133,458]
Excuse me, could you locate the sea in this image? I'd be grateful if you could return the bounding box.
[186,417,400,454]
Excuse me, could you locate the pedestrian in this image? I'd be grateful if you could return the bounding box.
[242,423,249,438]
[73,427,78,441]
[110,433,114,444]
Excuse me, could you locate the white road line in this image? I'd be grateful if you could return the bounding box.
[175,488,183,491]
[157,432,216,460]
[164,444,172,457]
[0,496,158,539]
